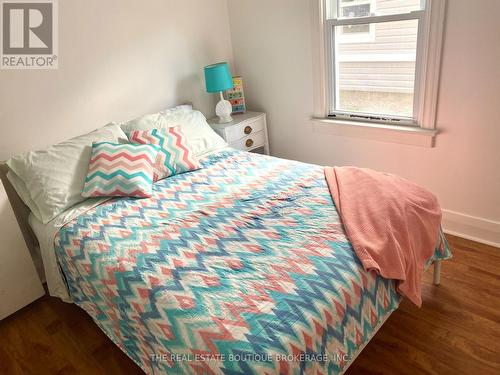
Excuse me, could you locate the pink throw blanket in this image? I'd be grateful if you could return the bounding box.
[324,166,442,307]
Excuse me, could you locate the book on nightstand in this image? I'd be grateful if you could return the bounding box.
[227,76,246,114]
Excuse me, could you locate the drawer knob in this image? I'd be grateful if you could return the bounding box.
[244,125,252,135]
[245,139,254,148]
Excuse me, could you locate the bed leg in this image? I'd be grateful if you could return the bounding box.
[433,259,441,286]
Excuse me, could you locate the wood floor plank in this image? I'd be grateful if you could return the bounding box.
[384,309,499,373]
[0,234,498,374]
[363,328,456,375]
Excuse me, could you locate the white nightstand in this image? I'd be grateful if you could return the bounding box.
[0,181,44,320]
[208,111,270,155]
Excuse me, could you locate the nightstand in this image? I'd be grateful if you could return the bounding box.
[208,111,269,155]
[0,181,44,320]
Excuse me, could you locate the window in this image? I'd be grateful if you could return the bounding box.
[323,0,445,129]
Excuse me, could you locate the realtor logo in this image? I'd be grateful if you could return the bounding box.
[1,0,58,69]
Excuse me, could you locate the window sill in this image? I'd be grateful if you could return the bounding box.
[311,118,437,147]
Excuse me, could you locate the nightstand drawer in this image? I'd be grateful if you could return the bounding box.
[224,115,265,143]
[230,131,265,152]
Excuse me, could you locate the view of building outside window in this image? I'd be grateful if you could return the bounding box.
[335,0,421,118]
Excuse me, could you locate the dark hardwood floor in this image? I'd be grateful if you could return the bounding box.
[0,235,499,374]
[348,235,500,375]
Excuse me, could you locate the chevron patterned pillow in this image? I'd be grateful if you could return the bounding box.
[82,142,159,198]
[128,126,200,181]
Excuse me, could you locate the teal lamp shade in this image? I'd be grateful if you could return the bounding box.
[204,62,233,93]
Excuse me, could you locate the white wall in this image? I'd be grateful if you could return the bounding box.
[228,0,500,246]
[0,0,233,159]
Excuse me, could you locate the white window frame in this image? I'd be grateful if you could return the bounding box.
[313,0,446,135]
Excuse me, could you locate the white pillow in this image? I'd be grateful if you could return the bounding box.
[6,123,128,223]
[120,105,191,134]
[164,110,228,156]
[162,104,193,114]
[121,109,227,157]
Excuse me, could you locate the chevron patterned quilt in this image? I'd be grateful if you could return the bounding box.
[55,150,449,374]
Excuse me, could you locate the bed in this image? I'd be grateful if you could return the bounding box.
[1,146,450,374]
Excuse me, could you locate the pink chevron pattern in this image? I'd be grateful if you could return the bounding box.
[82,142,158,198]
[128,127,200,181]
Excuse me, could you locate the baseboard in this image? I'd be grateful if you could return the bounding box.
[441,209,500,248]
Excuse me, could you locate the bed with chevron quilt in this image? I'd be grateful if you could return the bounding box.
[54,149,450,374]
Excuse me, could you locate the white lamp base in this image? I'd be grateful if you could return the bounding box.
[215,92,233,123]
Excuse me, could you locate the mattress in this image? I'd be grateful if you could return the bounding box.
[53,150,446,374]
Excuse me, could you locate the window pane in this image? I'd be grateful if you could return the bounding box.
[334,19,418,118]
[328,0,423,19]
[374,0,423,16]
[340,2,372,18]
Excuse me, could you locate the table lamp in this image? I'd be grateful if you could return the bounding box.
[204,62,234,123]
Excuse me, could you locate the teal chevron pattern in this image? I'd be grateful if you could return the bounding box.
[128,127,200,181]
[82,142,159,198]
[57,150,450,374]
